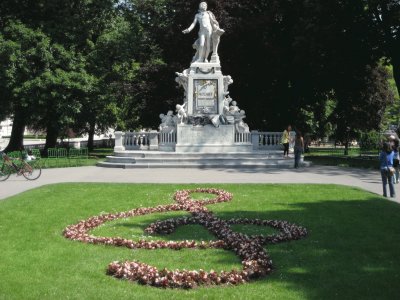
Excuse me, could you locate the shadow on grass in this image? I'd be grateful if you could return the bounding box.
[2,183,399,299]
[207,197,400,300]
[88,194,400,299]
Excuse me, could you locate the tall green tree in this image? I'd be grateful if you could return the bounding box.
[0,21,95,151]
[131,0,393,133]
[331,65,393,152]
[365,0,400,93]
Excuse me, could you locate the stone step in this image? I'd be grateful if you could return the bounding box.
[112,150,284,159]
[104,156,293,164]
[97,161,309,169]
[98,150,308,169]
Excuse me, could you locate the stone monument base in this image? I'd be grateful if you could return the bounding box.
[175,124,252,153]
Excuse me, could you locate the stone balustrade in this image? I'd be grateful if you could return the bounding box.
[234,132,251,144]
[124,132,150,150]
[251,131,282,150]
[114,130,293,152]
[159,131,177,152]
[114,131,159,151]
[251,131,295,150]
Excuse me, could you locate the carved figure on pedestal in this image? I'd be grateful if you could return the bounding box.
[234,110,250,133]
[229,101,240,114]
[159,113,167,130]
[223,96,232,114]
[223,75,233,94]
[175,69,189,100]
[159,110,177,132]
[176,103,187,124]
[182,2,224,63]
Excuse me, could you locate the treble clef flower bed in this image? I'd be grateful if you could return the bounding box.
[63,188,308,288]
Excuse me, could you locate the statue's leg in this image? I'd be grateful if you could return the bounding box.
[204,33,211,62]
[197,34,206,62]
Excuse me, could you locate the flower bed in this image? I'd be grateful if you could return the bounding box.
[63,188,307,288]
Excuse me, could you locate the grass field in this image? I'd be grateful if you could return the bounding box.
[0,183,399,299]
[31,148,113,168]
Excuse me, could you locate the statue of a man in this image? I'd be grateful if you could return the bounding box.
[182,2,224,63]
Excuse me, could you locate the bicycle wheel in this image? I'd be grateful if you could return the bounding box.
[22,164,42,180]
[0,164,11,181]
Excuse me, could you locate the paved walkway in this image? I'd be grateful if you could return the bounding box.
[1,165,399,203]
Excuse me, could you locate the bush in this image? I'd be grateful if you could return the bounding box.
[359,131,381,151]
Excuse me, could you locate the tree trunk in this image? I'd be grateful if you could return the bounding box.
[344,140,349,156]
[45,122,58,150]
[87,121,95,151]
[4,109,25,152]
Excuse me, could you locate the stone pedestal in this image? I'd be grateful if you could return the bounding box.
[187,62,224,116]
[114,131,125,151]
[148,130,159,150]
[175,124,252,153]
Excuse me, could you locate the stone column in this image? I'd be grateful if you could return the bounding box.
[149,130,159,150]
[114,131,125,151]
[251,131,260,150]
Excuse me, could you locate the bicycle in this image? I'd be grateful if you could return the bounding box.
[0,152,42,181]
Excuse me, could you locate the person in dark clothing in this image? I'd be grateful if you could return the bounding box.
[294,131,304,168]
[379,142,396,198]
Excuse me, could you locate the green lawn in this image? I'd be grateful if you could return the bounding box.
[33,148,113,168]
[0,184,399,299]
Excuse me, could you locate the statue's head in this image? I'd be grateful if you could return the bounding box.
[199,2,207,11]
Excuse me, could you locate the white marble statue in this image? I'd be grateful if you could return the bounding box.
[229,100,240,114]
[159,110,178,131]
[234,110,250,133]
[182,2,225,63]
[223,96,232,114]
[175,69,189,99]
[176,103,187,124]
[223,75,233,94]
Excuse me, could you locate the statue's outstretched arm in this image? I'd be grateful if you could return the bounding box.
[182,16,197,34]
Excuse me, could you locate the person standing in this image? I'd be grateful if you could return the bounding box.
[294,130,304,168]
[379,142,396,198]
[281,125,291,158]
[392,138,399,183]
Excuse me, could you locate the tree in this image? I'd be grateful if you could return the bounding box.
[365,0,400,93]
[0,21,96,151]
[331,65,393,153]
[0,22,55,151]
[130,0,394,133]
[1,0,396,145]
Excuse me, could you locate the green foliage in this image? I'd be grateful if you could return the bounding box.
[0,1,164,148]
[383,64,400,128]
[359,130,382,151]
[126,0,397,133]
[331,65,393,144]
[1,0,399,144]
[297,99,337,139]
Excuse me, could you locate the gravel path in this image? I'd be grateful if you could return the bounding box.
[1,165,398,203]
